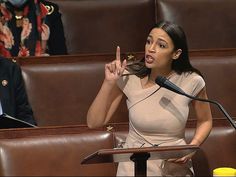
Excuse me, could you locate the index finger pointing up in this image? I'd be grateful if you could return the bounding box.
[116,46,120,61]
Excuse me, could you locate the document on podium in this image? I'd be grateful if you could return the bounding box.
[0,113,37,129]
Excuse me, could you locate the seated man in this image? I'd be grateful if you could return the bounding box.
[0,0,67,57]
[0,56,36,126]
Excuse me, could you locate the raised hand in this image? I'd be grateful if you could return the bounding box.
[105,46,127,83]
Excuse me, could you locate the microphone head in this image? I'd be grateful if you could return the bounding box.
[155,75,187,96]
[155,76,167,87]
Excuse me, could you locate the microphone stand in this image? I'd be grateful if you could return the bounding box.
[177,92,236,129]
[156,76,236,129]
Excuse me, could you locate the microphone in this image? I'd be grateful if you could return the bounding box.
[155,76,236,129]
[155,75,186,96]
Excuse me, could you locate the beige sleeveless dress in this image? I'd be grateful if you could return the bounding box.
[116,71,205,176]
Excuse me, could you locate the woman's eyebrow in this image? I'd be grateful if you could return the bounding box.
[157,38,168,46]
[157,38,167,43]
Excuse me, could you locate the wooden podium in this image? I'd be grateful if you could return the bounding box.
[81,145,199,177]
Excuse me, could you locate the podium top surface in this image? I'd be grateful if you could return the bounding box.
[81,145,199,164]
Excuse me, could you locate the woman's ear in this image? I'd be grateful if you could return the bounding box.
[172,49,182,60]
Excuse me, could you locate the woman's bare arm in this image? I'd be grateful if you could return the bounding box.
[87,47,127,128]
[190,87,213,146]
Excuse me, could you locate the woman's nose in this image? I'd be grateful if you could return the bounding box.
[148,44,156,52]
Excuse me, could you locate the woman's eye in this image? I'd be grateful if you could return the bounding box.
[146,39,151,44]
[159,44,166,48]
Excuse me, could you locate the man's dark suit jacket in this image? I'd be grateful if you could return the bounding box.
[0,57,36,125]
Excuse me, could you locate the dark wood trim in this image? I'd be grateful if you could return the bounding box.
[0,118,233,139]
[7,48,236,66]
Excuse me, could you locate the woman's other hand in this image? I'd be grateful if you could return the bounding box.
[167,151,196,164]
